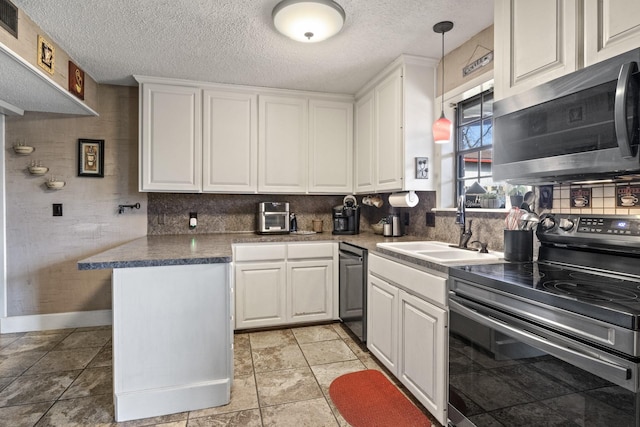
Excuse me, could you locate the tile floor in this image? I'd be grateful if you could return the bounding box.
[0,322,439,426]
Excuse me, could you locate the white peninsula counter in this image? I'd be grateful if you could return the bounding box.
[78,235,234,422]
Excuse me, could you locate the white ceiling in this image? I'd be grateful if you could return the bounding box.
[11,0,494,95]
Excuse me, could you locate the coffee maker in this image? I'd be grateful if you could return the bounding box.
[332,195,360,235]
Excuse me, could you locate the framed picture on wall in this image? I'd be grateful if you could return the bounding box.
[78,139,104,177]
[68,61,85,100]
[37,35,55,74]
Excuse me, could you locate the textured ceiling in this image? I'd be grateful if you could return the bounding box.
[11,0,494,95]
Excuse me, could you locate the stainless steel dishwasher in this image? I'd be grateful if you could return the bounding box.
[338,242,367,343]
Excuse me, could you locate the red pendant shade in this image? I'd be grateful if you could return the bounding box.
[432,21,454,145]
[433,111,451,144]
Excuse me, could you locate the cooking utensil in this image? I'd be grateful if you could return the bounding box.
[505,207,521,230]
[522,191,535,212]
[519,211,539,230]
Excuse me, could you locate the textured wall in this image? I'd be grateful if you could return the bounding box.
[5,85,146,316]
[436,25,494,97]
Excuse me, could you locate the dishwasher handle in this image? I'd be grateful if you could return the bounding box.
[339,251,363,263]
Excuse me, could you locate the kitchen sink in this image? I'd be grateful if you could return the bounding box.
[377,241,503,265]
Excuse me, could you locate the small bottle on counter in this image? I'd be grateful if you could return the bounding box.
[290,213,297,232]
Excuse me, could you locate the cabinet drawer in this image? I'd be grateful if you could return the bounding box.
[234,244,286,262]
[369,254,447,307]
[287,242,334,259]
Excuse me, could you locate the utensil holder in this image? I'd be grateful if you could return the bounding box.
[504,229,533,262]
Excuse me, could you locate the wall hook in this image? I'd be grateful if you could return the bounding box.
[118,202,141,214]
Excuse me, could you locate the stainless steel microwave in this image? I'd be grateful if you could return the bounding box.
[493,48,640,184]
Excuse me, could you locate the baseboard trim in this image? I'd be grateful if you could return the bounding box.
[0,309,112,333]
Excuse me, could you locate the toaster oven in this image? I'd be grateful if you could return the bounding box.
[256,202,290,234]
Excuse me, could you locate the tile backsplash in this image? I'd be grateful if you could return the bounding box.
[551,182,640,215]
[147,191,439,236]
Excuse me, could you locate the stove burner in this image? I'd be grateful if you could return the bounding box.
[542,280,639,302]
[569,272,624,283]
[522,263,562,273]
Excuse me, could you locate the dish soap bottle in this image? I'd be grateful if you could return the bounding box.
[290,213,297,232]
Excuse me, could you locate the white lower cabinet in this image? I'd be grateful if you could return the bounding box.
[235,261,287,329]
[234,242,335,329]
[288,259,333,323]
[367,253,448,425]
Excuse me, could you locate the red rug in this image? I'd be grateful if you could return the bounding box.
[329,369,432,427]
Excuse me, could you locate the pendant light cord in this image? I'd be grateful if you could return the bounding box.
[441,29,445,116]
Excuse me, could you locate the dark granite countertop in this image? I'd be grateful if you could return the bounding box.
[78,231,451,271]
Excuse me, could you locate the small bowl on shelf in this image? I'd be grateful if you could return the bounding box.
[45,180,65,189]
[13,145,34,155]
[28,166,49,175]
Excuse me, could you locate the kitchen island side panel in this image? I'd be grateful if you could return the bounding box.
[112,263,232,422]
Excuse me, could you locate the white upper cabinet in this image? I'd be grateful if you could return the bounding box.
[584,0,640,66]
[354,91,375,193]
[495,0,640,100]
[258,95,354,194]
[139,82,202,192]
[494,0,580,100]
[375,67,404,192]
[354,56,437,194]
[258,95,308,193]
[137,76,353,194]
[202,90,258,193]
[308,99,353,193]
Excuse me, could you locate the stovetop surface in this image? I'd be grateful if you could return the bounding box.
[449,261,640,330]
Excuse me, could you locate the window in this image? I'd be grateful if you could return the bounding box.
[455,89,505,208]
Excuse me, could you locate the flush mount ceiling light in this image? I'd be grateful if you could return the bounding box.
[433,20,454,144]
[272,0,346,43]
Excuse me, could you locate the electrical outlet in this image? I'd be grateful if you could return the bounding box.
[426,212,436,227]
[189,212,197,229]
[53,203,63,216]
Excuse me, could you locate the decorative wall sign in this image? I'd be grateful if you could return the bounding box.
[78,139,104,177]
[570,187,591,208]
[415,157,428,179]
[68,61,85,100]
[539,185,553,210]
[462,51,493,77]
[37,35,55,74]
[616,185,640,208]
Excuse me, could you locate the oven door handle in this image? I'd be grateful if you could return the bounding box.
[449,298,632,382]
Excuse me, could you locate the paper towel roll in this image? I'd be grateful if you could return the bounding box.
[388,191,419,208]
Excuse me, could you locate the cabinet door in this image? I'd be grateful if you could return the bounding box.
[375,67,403,192]
[287,259,333,323]
[258,95,308,193]
[354,91,375,193]
[494,0,580,100]
[235,262,286,329]
[367,273,399,375]
[308,99,353,193]
[139,83,202,192]
[398,290,448,426]
[585,0,640,66]
[202,90,257,193]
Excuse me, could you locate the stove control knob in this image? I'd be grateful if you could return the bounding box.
[559,218,575,231]
[539,214,557,231]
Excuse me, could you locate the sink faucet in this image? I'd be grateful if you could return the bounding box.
[456,196,473,248]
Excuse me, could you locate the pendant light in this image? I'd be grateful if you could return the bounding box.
[273,0,346,43]
[432,21,454,144]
